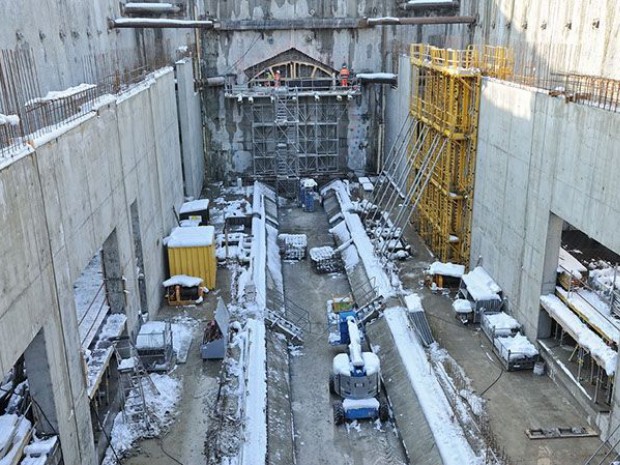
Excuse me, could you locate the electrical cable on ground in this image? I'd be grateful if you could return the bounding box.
[479,366,504,397]
[157,430,187,465]
[92,406,122,464]
[30,396,60,437]
[477,323,505,397]
[426,311,479,331]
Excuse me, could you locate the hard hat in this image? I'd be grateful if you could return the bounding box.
[275,70,280,74]
[342,63,347,68]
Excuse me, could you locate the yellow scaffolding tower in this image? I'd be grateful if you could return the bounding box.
[409,44,513,265]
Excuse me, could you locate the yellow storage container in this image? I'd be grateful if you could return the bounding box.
[166,226,217,290]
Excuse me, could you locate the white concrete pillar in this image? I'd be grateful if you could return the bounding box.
[538,212,563,338]
[541,212,563,295]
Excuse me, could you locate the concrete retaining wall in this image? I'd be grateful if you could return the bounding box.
[0,67,186,464]
[472,79,620,338]
[0,0,197,94]
[471,79,620,438]
[176,59,205,198]
[463,0,619,80]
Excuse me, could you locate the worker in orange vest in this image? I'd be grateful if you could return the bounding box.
[274,69,281,87]
[339,64,350,87]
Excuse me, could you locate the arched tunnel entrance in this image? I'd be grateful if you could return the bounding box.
[224,48,373,198]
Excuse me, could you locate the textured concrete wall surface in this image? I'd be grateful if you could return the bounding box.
[0,0,196,94]
[384,54,412,174]
[199,0,453,179]
[201,22,388,178]
[0,68,185,464]
[176,59,205,198]
[472,78,620,346]
[462,0,619,79]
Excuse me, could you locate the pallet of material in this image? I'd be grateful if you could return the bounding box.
[557,248,587,291]
[481,312,538,371]
[309,246,344,273]
[278,234,307,260]
[427,261,465,290]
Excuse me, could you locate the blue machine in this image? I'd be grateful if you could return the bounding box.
[299,178,318,212]
[329,309,356,345]
[327,297,359,346]
[330,318,389,425]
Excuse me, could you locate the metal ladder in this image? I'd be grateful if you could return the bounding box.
[264,309,304,344]
[273,89,301,198]
[266,291,310,340]
[114,339,160,428]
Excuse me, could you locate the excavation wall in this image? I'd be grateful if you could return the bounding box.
[0,68,188,464]
[0,0,197,94]
[472,79,620,340]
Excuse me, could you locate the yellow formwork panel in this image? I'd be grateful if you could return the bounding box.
[168,245,217,290]
[407,43,513,266]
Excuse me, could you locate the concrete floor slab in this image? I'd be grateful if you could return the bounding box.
[366,317,443,465]
[280,206,407,465]
[399,229,611,465]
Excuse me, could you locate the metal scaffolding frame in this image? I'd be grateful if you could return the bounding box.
[407,44,482,265]
[228,81,355,198]
[406,44,515,264]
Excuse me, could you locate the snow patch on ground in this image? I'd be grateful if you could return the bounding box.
[345,420,362,434]
[266,224,284,295]
[384,307,482,465]
[170,316,199,364]
[240,319,267,465]
[288,345,303,357]
[102,374,182,464]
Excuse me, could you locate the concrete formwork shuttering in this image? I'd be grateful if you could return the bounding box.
[409,44,513,264]
[251,93,344,172]
[231,88,348,198]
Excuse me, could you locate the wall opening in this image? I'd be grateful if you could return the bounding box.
[538,215,620,411]
[73,244,128,463]
[0,329,63,463]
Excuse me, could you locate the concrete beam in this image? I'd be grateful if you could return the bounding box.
[215,16,475,31]
[215,18,358,31]
[109,18,214,29]
[362,16,476,26]
[366,316,443,465]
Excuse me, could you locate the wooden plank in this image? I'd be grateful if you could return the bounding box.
[8,419,33,465]
[87,347,114,399]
